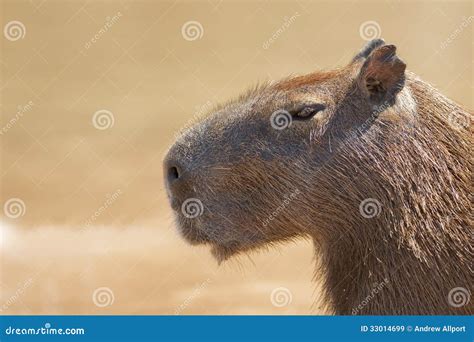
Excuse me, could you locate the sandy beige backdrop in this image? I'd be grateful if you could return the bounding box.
[0,0,472,314]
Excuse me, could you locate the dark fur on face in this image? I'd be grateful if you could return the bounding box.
[164,40,473,315]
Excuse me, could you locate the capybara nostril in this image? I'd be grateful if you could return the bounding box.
[164,161,184,210]
[168,166,180,183]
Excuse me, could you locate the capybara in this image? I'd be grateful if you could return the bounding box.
[164,39,473,315]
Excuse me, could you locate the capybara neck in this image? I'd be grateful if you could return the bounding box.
[310,75,472,314]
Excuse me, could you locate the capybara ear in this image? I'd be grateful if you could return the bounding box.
[351,38,386,62]
[359,44,406,102]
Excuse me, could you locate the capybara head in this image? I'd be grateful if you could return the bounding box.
[164,39,410,261]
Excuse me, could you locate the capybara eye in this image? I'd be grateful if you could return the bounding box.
[291,103,325,121]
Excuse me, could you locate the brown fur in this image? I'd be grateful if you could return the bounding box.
[275,69,344,91]
[164,40,473,315]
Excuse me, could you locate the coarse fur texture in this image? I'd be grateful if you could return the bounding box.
[164,39,473,315]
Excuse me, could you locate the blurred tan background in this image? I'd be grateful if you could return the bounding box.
[0,0,472,314]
